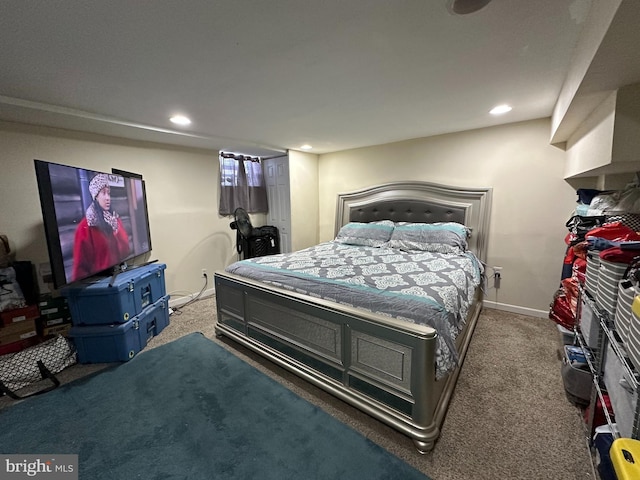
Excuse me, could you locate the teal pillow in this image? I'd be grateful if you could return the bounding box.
[387,222,469,253]
[334,220,395,247]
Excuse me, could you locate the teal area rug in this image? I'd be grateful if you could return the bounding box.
[0,332,429,479]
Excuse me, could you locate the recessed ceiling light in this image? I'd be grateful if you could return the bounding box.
[300,144,313,150]
[170,115,192,126]
[489,104,512,115]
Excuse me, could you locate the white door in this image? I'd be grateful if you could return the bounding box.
[264,155,291,253]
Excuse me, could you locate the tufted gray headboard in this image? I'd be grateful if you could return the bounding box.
[348,199,466,225]
[335,181,492,262]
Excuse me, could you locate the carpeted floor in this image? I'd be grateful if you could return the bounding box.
[0,296,594,480]
[0,332,429,480]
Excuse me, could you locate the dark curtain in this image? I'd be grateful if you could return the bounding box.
[218,152,268,215]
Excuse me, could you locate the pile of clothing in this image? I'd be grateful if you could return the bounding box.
[550,187,640,330]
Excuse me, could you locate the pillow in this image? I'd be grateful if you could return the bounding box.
[386,222,469,253]
[334,220,395,247]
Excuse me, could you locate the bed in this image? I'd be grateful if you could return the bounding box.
[214,181,492,452]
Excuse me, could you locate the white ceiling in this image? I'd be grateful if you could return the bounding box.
[0,0,610,156]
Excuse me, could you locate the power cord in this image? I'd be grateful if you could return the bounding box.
[171,273,208,315]
[479,262,502,295]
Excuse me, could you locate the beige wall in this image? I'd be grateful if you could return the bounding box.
[289,150,319,251]
[0,121,237,303]
[4,117,622,315]
[318,118,577,315]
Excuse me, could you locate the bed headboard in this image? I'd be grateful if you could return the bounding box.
[335,181,492,262]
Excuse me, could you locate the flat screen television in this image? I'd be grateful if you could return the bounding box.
[34,159,152,289]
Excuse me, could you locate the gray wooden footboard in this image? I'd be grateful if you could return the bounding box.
[214,270,482,453]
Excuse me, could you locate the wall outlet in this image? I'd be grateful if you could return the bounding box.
[201,268,207,278]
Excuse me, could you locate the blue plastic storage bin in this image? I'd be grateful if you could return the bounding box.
[69,294,170,363]
[62,263,166,326]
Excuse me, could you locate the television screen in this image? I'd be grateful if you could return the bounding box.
[34,160,152,289]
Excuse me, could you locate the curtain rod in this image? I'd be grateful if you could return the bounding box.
[220,151,289,161]
[220,152,259,161]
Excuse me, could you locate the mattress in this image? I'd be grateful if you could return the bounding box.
[225,241,483,378]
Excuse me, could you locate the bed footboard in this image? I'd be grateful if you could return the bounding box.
[214,271,480,452]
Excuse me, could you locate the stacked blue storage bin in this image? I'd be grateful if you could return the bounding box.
[62,263,170,363]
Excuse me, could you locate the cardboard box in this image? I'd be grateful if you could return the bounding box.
[0,304,40,326]
[0,318,38,346]
[39,305,70,317]
[38,295,68,310]
[37,315,73,328]
[38,295,70,319]
[42,323,72,338]
[36,314,72,338]
[0,336,41,356]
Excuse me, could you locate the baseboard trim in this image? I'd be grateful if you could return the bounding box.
[482,300,548,319]
[169,287,216,308]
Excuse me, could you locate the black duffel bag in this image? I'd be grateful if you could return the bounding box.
[246,226,280,258]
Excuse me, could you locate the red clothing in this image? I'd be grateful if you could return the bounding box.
[599,247,640,264]
[586,222,640,242]
[72,217,130,281]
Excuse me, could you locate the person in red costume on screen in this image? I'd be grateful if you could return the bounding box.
[72,173,130,281]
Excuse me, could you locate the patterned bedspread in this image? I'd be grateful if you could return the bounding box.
[225,241,483,378]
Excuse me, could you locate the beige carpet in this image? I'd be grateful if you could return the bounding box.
[1,296,594,480]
